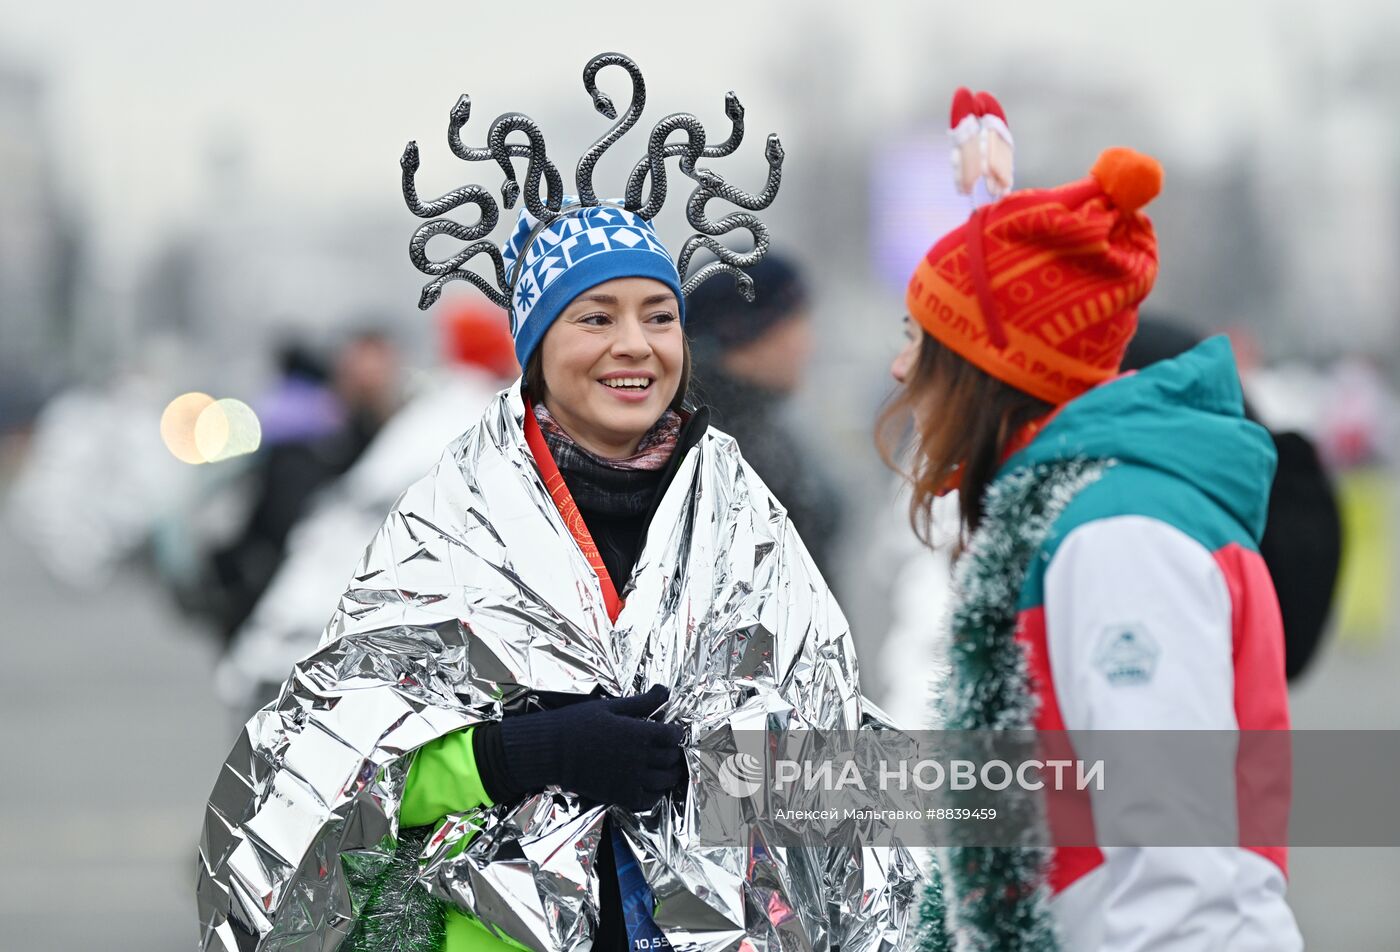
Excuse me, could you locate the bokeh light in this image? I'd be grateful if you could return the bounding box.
[195,398,261,462]
[160,392,215,464]
[161,393,261,464]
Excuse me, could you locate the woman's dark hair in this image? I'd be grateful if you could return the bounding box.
[523,334,693,413]
[877,332,1053,541]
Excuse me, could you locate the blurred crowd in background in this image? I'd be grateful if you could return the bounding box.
[1,2,1398,949]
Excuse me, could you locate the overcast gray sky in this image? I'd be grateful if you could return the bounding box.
[5,0,1387,272]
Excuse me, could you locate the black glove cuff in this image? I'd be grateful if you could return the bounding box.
[496,711,564,796]
[470,722,525,805]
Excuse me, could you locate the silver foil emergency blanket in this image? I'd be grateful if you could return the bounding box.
[195,383,918,951]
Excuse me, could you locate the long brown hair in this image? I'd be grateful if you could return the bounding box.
[523,334,693,413]
[878,332,1053,542]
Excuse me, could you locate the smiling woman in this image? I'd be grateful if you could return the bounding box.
[525,278,691,459]
[194,199,917,951]
[197,52,916,952]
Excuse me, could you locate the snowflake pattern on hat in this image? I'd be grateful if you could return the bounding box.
[501,200,677,341]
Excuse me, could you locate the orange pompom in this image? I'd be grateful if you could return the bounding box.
[1090,147,1163,213]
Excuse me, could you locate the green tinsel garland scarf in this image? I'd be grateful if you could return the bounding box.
[916,459,1108,952]
[343,825,447,952]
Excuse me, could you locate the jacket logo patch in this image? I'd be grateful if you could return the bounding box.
[1094,625,1159,686]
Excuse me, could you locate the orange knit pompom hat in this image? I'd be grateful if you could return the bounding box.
[906,147,1163,405]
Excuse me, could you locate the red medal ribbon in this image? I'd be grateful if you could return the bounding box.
[523,400,625,623]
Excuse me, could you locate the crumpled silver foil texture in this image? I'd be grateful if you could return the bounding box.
[196,383,918,951]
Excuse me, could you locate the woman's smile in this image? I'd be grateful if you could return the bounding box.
[597,371,657,402]
[537,276,685,458]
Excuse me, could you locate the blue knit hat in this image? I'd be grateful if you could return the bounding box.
[501,200,685,367]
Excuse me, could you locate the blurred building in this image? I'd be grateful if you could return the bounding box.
[0,59,79,420]
[1270,48,1400,363]
[133,135,416,395]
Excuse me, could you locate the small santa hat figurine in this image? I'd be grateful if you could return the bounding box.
[949,87,1014,201]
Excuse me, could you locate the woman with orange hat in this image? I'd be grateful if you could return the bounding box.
[885,142,1303,949]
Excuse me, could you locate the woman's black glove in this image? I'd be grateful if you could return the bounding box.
[494,685,685,811]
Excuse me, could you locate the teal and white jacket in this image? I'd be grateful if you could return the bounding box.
[930,337,1302,951]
